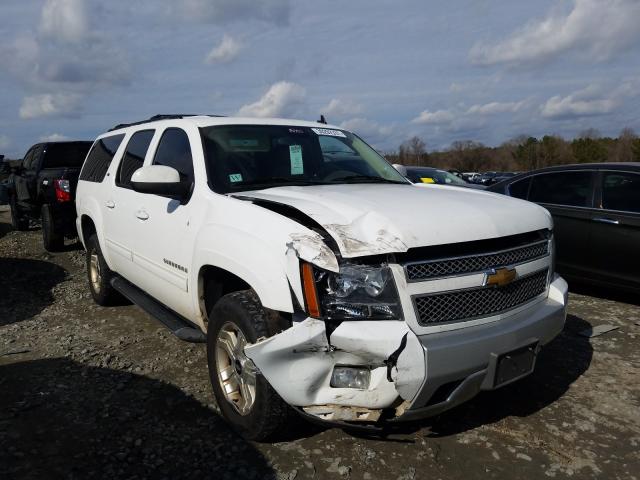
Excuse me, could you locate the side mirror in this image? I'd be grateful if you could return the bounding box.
[130,165,190,199]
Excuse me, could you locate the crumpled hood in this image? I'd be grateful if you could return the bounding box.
[240,184,552,258]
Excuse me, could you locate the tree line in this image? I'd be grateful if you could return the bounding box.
[385,128,640,172]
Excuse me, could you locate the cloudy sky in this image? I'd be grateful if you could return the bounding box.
[1,0,639,157]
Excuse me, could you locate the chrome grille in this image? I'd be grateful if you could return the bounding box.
[413,269,548,325]
[405,241,548,281]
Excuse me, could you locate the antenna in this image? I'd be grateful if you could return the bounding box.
[318,115,327,124]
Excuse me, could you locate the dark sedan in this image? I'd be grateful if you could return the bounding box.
[488,163,640,293]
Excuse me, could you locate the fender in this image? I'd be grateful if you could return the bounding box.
[76,192,115,270]
[192,224,296,315]
[190,194,340,317]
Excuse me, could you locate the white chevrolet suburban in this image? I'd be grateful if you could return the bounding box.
[76,114,568,440]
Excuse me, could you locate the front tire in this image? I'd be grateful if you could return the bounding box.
[206,290,292,441]
[10,195,29,231]
[42,205,64,252]
[86,234,122,305]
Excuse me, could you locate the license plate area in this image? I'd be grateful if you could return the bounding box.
[494,343,538,388]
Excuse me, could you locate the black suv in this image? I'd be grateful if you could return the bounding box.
[8,141,92,251]
[488,163,640,293]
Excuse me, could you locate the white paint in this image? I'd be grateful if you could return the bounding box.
[131,165,180,184]
[241,183,551,257]
[245,319,425,408]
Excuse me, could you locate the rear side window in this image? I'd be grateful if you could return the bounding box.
[529,171,592,207]
[508,177,531,199]
[117,130,155,189]
[602,172,640,213]
[23,145,44,170]
[80,135,125,183]
[42,143,92,169]
[21,148,35,169]
[152,128,194,184]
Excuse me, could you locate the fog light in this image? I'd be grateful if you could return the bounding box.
[330,366,370,389]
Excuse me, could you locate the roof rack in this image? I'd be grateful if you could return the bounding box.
[108,114,224,131]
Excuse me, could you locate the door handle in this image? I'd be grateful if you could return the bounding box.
[136,209,149,221]
[593,217,619,225]
[105,200,115,209]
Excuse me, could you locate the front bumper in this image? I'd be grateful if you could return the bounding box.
[245,274,568,423]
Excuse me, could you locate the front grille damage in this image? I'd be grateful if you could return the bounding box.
[413,269,549,325]
[405,240,549,281]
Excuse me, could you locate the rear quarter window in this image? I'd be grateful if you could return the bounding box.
[79,135,125,183]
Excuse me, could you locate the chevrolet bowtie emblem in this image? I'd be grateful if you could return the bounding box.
[484,267,517,287]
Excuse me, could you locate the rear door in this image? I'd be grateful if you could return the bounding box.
[103,129,156,284]
[589,170,640,290]
[527,170,596,279]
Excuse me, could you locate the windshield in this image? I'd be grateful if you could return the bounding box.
[200,125,408,193]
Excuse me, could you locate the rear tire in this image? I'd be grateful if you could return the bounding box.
[206,290,292,441]
[42,205,64,252]
[10,195,29,231]
[86,234,122,306]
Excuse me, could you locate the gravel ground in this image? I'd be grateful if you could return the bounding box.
[1,205,639,480]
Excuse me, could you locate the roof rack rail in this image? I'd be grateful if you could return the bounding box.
[108,114,224,131]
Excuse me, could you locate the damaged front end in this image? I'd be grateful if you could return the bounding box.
[248,233,426,423]
[244,318,425,423]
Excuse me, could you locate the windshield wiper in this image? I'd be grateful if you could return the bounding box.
[235,177,329,188]
[329,174,408,184]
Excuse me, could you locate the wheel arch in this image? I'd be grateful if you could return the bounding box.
[196,260,295,332]
[79,214,97,249]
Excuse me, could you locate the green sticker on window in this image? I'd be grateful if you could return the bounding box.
[289,145,303,175]
[229,173,243,182]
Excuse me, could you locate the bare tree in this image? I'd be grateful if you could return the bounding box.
[398,136,428,166]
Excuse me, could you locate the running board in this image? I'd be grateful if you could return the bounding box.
[110,276,206,343]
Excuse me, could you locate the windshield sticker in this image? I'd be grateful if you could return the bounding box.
[420,177,434,183]
[288,128,305,134]
[229,173,243,183]
[311,127,346,138]
[289,145,304,175]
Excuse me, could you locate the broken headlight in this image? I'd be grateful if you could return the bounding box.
[311,263,402,320]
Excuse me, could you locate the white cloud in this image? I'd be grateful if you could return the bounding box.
[466,101,526,115]
[39,133,71,142]
[470,0,640,67]
[19,93,83,119]
[40,0,88,43]
[0,0,130,120]
[542,91,616,118]
[411,109,454,125]
[320,98,363,119]
[541,81,640,119]
[180,0,291,25]
[237,81,305,118]
[205,34,242,64]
